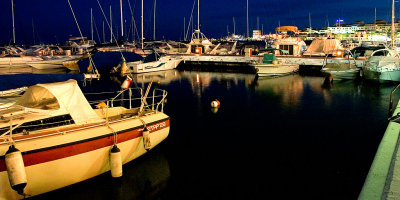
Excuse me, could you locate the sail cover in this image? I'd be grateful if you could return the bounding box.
[15,79,103,125]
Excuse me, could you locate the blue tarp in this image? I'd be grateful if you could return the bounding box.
[78,51,143,73]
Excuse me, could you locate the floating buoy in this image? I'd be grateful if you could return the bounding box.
[211,107,219,114]
[5,145,27,195]
[142,127,151,151]
[121,76,133,89]
[211,100,220,108]
[109,145,122,178]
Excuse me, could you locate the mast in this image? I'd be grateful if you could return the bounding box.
[11,0,15,44]
[184,17,186,41]
[103,21,105,43]
[257,16,259,30]
[309,12,312,34]
[91,8,93,41]
[392,0,395,48]
[120,0,123,39]
[153,0,156,40]
[32,19,35,45]
[141,0,144,49]
[233,16,236,35]
[246,0,249,38]
[110,5,113,42]
[197,0,200,38]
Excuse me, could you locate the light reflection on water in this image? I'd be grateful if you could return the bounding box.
[4,69,397,199]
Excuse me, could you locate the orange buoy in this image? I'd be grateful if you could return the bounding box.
[211,100,220,108]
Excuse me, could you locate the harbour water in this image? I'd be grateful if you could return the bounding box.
[3,69,393,199]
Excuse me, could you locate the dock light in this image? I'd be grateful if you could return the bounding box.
[336,50,343,57]
[195,47,202,54]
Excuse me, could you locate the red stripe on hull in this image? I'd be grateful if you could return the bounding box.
[0,119,169,172]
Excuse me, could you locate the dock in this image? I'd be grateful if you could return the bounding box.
[359,100,400,199]
[177,55,367,72]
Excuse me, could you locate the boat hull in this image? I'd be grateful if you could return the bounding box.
[321,69,359,80]
[254,64,299,77]
[362,69,400,82]
[127,59,182,74]
[0,113,170,199]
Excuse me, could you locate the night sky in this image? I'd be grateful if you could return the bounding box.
[0,0,394,45]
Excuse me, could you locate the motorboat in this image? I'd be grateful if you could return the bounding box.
[123,51,182,74]
[321,50,361,80]
[0,79,169,199]
[253,54,299,77]
[362,49,400,82]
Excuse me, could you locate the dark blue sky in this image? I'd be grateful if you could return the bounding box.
[0,0,394,45]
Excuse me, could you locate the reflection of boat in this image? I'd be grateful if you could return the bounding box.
[125,52,182,74]
[321,50,360,80]
[362,49,400,82]
[253,54,299,77]
[0,79,170,199]
[132,70,182,85]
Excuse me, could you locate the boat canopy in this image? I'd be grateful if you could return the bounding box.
[303,38,343,56]
[15,79,103,125]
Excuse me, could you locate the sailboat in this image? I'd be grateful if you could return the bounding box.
[362,0,400,82]
[0,79,169,199]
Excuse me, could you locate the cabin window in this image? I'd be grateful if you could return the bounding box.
[279,45,294,55]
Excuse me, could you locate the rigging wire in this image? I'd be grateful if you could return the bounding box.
[67,0,99,75]
[95,0,125,58]
[185,0,196,41]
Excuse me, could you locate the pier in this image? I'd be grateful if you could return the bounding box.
[177,54,367,73]
[359,99,400,199]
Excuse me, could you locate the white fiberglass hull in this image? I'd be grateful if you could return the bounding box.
[127,58,182,74]
[363,55,400,82]
[0,56,43,68]
[321,69,359,80]
[0,113,170,199]
[254,64,299,77]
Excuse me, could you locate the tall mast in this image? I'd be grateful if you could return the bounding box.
[233,16,236,35]
[91,8,93,41]
[183,17,186,41]
[309,12,312,34]
[197,0,200,38]
[246,0,249,38]
[392,0,395,48]
[257,16,259,30]
[103,21,105,43]
[11,0,15,44]
[32,19,35,45]
[110,5,113,42]
[120,0,123,39]
[141,0,144,49]
[153,0,156,40]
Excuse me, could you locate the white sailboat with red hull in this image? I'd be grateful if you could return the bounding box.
[0,79,169,199]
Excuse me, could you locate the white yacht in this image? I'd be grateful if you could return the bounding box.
[362,49,400,82]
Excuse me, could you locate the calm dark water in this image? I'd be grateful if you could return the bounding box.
[5,69,394,199]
